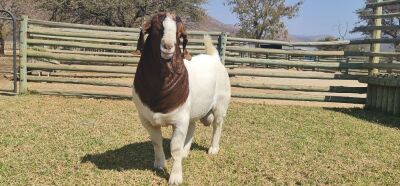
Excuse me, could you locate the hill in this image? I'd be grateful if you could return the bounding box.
[186,15,239,34]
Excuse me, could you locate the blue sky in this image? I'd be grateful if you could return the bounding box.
[205,0,365,39]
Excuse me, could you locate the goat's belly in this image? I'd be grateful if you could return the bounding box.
[185,56,218,119]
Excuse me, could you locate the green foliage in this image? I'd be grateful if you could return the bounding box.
[0,0,46,19]
[0,0,21,39]
[352,0,400,53]
[0,0,25,16]
[352,0,399,39]
[225,0,303,40]
[39,0,208,27]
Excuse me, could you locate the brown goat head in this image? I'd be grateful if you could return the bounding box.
[134,12,191,114]
[134,12,191,61]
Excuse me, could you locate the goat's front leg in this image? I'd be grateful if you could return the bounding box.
[140,117,165,170]
[182,121,195,158]
[169,120,189,185]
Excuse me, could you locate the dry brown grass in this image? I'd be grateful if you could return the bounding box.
[1,95,400,185]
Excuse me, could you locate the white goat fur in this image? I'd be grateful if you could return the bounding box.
[132,35,231,185]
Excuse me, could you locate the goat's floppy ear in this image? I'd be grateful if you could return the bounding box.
[176,17,191,60]
[134,21,151,55]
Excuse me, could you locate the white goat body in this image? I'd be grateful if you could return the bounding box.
[132,35,230,185]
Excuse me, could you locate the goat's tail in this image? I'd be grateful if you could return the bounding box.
[204,35,219,56]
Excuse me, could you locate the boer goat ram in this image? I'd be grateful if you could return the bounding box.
[132,12,231,185]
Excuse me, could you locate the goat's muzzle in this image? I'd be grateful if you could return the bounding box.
[160,44,175,59]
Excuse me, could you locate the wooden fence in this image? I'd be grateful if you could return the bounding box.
[17,0,400,105]
[18,16,228,97]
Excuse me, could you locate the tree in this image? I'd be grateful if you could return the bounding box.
[337,22,349,40]
[0,0,47,19]
[225,0,303,40]
[352,0,400,65]
[0,0,26,55]
[39,0,208,28]
[0,0,46,55]
[352,0,400,51]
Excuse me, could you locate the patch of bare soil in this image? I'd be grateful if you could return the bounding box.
[0,56,13,74]
[0,54,14,93]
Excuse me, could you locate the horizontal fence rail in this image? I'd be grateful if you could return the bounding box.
[227,37,350,46]
[354,25,400,31]
[225,57,364,69]
[28,89,366,104]
[27,50,139,64]
[350,38,400,44]
[232,93,366,104]
[231,82,367,93]
[361,12,400,19]
[226,46,345,56]
[30,34,138,44]
[29,19,140,32]
[27,63,136,74]
[27,39,135,51]
[28,27,137,40]
[227,69,362,80]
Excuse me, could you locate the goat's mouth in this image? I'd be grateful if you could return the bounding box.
[160,48,175,59]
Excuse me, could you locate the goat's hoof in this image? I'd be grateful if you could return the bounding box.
[168,173,183,185]
[153,161,165,172]
[153,166,165,173]
[208,147,219,155]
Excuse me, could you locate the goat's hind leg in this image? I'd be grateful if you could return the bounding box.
[208,105,228,155]
[208,116,224,155]
[140,117,165,170]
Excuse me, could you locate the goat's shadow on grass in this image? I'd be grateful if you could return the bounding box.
[81,138,208,179]
[325,107,400,129]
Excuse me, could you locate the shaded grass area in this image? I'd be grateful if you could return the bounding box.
[0,95,400,185]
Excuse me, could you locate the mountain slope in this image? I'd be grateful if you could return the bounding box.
[186,15,239,33]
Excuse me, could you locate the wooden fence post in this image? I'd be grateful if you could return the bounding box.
[394,88,400,115]
[369,0,382,75]
[387,87,395,114]
[19,15,28,94]
[366,85,373,109]
[218,32,228,65]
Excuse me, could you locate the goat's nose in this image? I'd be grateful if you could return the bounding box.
[163,44,173,50]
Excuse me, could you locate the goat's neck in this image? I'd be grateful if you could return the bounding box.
[134,44,189,113]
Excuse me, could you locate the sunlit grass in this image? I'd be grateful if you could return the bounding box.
[0,95,399,185]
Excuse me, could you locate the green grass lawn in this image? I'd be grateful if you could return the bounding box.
[1,95,400,185]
